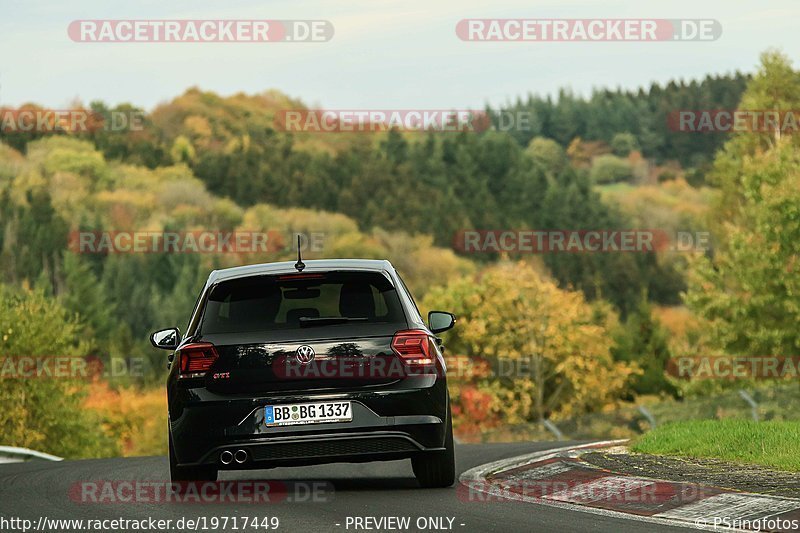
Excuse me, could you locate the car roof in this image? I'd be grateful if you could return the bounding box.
[207,259,396,285]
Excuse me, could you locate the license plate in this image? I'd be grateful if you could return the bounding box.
[264,401,352,427]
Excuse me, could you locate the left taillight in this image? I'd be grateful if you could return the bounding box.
[177,342,219,378]
[391,329,435,366]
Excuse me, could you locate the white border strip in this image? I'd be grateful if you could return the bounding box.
[0,446,63,462]
[459,441,755,532]
[461,439,627,481]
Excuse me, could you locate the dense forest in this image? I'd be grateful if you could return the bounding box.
[2,73,747,317]
[490,72,750,167]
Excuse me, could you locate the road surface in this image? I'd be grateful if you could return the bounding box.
[0,442,692,532]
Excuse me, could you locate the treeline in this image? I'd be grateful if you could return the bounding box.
[489,72,750,169]
[1,73,741,319]
[0,69,751,389]
[0,137,476,379]
[3,140,686,316]
[2,73,749,230]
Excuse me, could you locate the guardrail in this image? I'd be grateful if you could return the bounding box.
[0,446,63,463]
[462,383,800,444]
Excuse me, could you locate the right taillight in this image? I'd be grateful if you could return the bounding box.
[177,342,219,378]
[391,329,434,366]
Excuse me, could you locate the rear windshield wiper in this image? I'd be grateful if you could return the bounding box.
[299,317,369,327]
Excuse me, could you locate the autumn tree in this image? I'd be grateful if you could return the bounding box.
[423,261,637,425]
[0,285,118,458]
[685,50,800,356]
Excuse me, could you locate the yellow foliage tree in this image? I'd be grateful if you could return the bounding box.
[423,261,637,426]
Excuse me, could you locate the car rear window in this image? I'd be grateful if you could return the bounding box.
[200,271,407,334]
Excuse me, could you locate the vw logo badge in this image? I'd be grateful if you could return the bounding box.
[296,345,315,364]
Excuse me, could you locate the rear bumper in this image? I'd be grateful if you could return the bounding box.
[195,430,443,469]
[169,380,449,467]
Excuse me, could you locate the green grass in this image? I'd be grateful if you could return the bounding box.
[632,420,800,472]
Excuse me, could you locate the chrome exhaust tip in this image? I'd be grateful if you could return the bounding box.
[234,449,248,464]
[220,450,234,465]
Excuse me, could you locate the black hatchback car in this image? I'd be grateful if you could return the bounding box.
[151,259,457,488]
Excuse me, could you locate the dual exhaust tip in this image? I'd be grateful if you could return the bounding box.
[220,449,248,465]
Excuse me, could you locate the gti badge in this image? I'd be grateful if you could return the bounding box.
[296,345,315,364]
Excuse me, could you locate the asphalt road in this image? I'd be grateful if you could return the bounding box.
[0,442,692,533]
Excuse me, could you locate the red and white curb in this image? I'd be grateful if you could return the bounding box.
[459,441,800,532]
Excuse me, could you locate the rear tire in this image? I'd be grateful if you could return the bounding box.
[169,431,217,482]
[412,404,455,488]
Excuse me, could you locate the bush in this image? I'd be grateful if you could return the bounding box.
[84,382,167,457]
[658,170,677,182]
[0,285,119,458]
[590,154,634,184]
[526,136,567,174]
[610,132,639,157]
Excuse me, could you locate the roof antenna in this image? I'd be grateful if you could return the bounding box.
[294,235,306,272]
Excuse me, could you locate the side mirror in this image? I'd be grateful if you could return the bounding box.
[150,328,180,350]
[428,311,456,334]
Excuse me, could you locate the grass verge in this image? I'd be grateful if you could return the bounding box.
[631,420,800,472]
